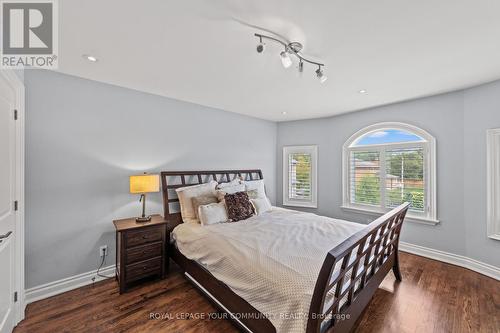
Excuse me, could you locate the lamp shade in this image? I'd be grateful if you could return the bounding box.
[129,174,160,194]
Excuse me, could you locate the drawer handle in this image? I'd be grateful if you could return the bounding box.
[143,266,148,270]
[142,251,146,255]
[142,235,148,239]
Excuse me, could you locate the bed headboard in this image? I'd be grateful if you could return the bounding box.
[160,169,263,223]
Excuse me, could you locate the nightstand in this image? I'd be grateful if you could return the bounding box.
[113,214,167,294]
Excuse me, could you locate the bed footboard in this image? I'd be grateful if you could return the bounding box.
[307,203,409,333]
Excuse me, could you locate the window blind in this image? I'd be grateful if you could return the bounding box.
[350,151,381,206]
[385,148,424,212]
[349,148,425,212]
[288,153,312,200]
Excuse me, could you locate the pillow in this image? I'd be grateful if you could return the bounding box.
[224,191,255,222]
[217,178,241,189]
[245,189,260,199]
[192,195,218,220]
[217,179,245,195]
[176,180,217,222]
[251,197,272,215]
[243,179,266,199]
[198,202,228,226]
[215,178,245,202]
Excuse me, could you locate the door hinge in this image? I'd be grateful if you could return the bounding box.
[14,200,18,211]
[14,291,18,302]
[14,109,18,120]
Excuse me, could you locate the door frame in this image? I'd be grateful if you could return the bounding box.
[1,69,25,325]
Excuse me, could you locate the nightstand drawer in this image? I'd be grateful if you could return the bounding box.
[126,242,162,264]
[125,226,163,248]
[125,257,162,282]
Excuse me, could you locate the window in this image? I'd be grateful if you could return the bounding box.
[342,123,437,224]
[487,128,500,240]
[283,145,318,208]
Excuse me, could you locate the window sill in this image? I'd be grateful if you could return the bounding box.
[283,202,318,209]
[340,205,440,226]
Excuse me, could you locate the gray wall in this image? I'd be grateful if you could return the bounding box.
[25,70,277,288]
[463,80,500,266]
[278,83,500,268]
[14,69,24,82]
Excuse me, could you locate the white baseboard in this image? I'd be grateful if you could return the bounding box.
[25,265,116,304]
[399,242,500,281]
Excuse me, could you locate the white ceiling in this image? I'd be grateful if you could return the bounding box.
[57,0,500,121]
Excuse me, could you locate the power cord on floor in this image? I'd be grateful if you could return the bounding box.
[91,254,115,287]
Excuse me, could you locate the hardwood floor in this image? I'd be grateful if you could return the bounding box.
[15,253,499,333]
[355,253,499,333]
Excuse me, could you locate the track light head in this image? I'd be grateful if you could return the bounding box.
[316,67,327,83]
[256,42,265,53]
[280,51,292,68]
[256,37,265,53]
[298,60,304,73]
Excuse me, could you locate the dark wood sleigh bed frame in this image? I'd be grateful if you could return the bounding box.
[161,169,409,333]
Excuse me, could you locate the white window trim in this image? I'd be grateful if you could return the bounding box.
[340,204,440,226]
[487,128,500,241]
[342,122,438,225]
[283,145,318,208]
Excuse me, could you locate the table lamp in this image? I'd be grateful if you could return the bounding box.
[129,173,160,222]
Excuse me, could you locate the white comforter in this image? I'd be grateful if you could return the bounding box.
[172,207,365,333]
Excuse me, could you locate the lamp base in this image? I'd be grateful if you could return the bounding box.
[136,216,152,223]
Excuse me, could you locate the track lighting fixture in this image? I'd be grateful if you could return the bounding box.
[316,66,327,83]
[255,33,326,83]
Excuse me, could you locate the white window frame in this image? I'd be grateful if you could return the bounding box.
[283,145,318,208]
[342,122,438,225]
[487,128,500,241]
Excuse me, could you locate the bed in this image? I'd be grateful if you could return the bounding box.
[161,170,409,333]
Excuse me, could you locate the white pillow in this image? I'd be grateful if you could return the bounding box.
[176,180,217,222]
[251,197,272,215]
[217,178,245,194]
[217,178,241,188]
[198,202,229,225]
[244,179,266,199]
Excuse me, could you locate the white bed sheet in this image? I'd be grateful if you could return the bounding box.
[172,207,365,333]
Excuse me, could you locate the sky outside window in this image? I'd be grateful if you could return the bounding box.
[354,129,424,146]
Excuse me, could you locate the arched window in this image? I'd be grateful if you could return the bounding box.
[342,123,437,224]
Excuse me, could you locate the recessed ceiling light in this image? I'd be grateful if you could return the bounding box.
[83,54,98,62]
[282,111,287,115]
[358,89,367,94]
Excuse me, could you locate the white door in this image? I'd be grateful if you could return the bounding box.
[0,72,18,333]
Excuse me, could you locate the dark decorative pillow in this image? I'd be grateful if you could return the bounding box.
[224,191,255,222]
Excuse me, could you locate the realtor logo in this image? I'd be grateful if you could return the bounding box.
[1,0,58,68]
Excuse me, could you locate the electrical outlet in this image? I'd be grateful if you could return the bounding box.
[99,245,108,258]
